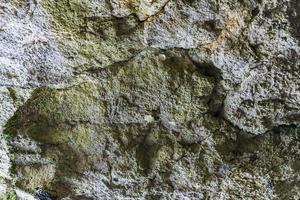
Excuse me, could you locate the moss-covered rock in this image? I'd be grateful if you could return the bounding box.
[2,0,300,199]
[3,50,216,198]
[38,0,146,72]
[1,190,17,200]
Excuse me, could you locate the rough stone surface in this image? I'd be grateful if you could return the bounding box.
[0,0,300,199]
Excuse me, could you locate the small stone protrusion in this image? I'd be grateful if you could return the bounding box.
[158,54,167,61]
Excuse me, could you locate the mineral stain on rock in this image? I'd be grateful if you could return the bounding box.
[0,0,300,199]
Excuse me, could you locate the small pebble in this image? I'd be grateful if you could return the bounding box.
[158,54,166,61]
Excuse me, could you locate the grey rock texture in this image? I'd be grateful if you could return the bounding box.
[0,0,300,199]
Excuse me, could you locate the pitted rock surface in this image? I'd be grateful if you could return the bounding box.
[0,0,300,199]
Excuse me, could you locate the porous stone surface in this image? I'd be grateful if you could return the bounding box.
[0,0,300,199]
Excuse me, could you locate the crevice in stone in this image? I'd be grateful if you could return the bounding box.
[186,53,224,118]
[137,0,172,23]
[271,124,300,135]
[81,13,142,38]
[75,48,147,77]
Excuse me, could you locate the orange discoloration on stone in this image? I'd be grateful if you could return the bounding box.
[208,14,244,51]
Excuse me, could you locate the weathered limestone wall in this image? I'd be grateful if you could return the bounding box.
[0,0,299,199]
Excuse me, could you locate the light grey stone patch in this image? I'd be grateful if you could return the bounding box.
[168,166,194,190]
[15,189,35,200]
[0,2,71,87]
[211,51,251,84]
[224,64,300,134]
[14,154,53,166]
[0,88,15,129]
[144,0,217,49]
[10,135,41,154]
[222,15,300,134]
[185,0,300,135]
[213,171,276,200]
[246,18,299,60]
[0,135,10,179]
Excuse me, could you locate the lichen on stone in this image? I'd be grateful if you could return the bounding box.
[1,0,300,199]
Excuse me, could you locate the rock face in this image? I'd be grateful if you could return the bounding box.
[0,0,300,199]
